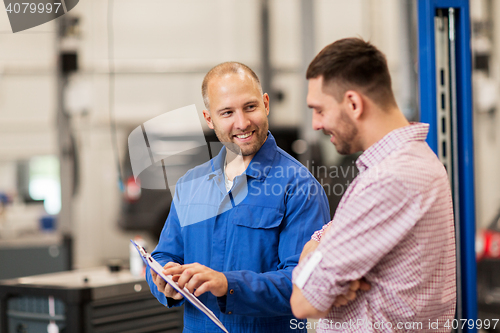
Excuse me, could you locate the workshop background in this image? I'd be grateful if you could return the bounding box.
[0,0,499,329]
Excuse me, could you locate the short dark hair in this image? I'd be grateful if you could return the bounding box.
[202,62,262,110]
[306,38,397,108]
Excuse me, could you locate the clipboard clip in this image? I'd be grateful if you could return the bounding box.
[130,239,150,266]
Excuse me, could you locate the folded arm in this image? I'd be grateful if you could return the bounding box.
[291,176,420,317]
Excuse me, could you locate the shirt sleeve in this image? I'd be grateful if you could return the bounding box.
[145,202,185,308]
[218,178,330,317]
[311,221,333,242]
[292,175,422,312]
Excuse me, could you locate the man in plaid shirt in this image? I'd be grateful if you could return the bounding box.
[290,38,456,332]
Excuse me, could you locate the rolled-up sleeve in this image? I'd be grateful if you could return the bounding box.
[310,221,333,242]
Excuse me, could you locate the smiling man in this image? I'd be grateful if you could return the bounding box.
[145,62,330,333]
[290,38,456,332]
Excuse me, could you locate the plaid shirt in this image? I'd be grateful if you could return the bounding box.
[292,123,456,332]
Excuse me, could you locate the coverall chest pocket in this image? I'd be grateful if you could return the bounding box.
[228,205,284,272]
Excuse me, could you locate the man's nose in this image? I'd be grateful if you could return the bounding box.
[234,111,251,130]
[312,114,322,131]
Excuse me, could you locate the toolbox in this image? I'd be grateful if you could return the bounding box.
[0,267,182,333]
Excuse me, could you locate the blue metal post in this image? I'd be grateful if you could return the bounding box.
[417,0,476,330]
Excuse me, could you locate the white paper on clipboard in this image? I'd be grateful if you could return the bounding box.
[130,240,229,333]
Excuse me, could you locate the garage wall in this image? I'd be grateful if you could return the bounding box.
[0,15,57,161]
[473,0,500,228]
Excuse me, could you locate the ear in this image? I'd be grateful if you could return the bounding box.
[344,90,364,120]
[262,93,270,116]
[203,109,214,129]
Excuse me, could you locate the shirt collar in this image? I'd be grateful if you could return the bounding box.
[209,131,277,181]
[245,131,277,180]
[356,122,429,173]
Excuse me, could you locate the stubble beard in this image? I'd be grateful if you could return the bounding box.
[334,107,358,155]
[213,125,268,157]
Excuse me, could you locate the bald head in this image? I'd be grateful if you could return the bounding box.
[202,62,263,111]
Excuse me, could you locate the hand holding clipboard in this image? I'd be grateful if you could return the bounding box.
[130,240,229,333]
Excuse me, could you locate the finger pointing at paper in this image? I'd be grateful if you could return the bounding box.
[163,262,228,298]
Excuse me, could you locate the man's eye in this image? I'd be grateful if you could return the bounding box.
[222,111,232,117]
[246,105,257,111]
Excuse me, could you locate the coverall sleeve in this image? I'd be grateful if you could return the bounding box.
[145,202,185,307]
[218,179,330,316]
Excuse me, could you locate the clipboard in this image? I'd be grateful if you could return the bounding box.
[130,240,229,333]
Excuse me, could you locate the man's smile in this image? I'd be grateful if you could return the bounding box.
[234,130,255,142]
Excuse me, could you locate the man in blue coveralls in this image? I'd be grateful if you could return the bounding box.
[146,62,330,332]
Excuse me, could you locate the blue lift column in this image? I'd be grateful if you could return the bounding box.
[418,0,476,331]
